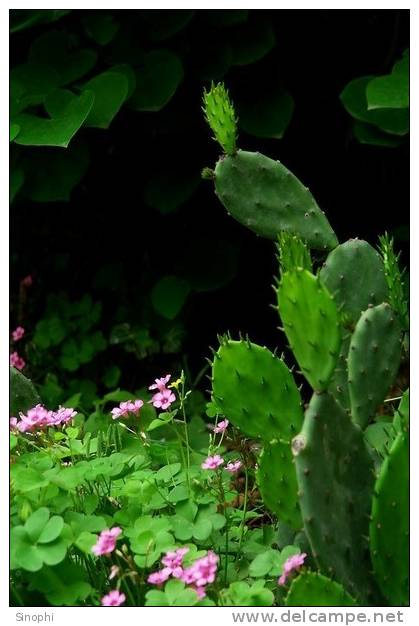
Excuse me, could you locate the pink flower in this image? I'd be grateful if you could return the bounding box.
[10,417,18,431]
[225,460,242,474]
[128,399,144,415]
[101,590,126,606]
[278,553,307,586]
[12,326,25,342]
[92,527,122,556]
[149,375,171,391]
[10,352,25,370]
[181,551,219,588]
[111,399,144,420]
[201,455,224,470]
[151,388,176,410]
[192,584,206,600]
[21,275,33,287]
[18,404,53,432]
[213,419,229,434]
[147,567,172,586]
[49,406,77,426]
[162,547,189,572]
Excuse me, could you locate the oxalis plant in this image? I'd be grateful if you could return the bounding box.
[9,83,408,608]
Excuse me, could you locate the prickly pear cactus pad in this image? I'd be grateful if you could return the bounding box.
[10,367,41,416]
[277,269,341,392]
[292,392,377,602]
[370,432,409,606]
[285,572,357,606]
[328,333,351,412]
[214,150,338,249]
[348,303,402,429]
[256,440,302,530]
[320,239,388,323]
[212,338,303,442]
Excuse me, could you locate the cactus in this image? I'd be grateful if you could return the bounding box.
[277,269,341,392]
[285,572,357,606]
[328,332,351,412]
[256,440,302,530]
[203,82,237,156]
[378,233,409,331]
[348,303,402,429]
[320,239,388,323]
[214,150,338,249]
[10,367,41,416]
[370,431,409,606]
[291,392,377,602]
[277,232,313,275]
[211,338,303,442]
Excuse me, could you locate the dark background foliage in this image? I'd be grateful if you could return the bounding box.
[10,9,409,400]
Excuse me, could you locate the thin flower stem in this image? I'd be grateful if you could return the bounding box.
[238,466,249,553]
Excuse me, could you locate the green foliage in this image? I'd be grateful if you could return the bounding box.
[277,269,341,391]
[10,508,68,572]
[203,82,238,155]
[151,276,191,320]
[222,580,274,606]
[285,572,357,606]
[213,150,338,249]
[14,91,94,148]
[237,88,294,139]
[348,303,402,429]
[212,338,303,442]
[129,50,183,112]
[340,50,409,146]
[370,432,409,606]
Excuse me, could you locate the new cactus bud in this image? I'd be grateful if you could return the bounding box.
[203,82,238,156]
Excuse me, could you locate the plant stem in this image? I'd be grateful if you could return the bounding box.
[238,466,249,553]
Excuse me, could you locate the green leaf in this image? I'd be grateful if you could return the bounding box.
[353,121,403,148]
[142,10,194,42]
[37,538,67,566]
[82,71,129,128]
[230,20,275,66]
[38,516,64,543]
[10,168,25,203]
[25,508,50,543]
[101,365,121,389]
[10,123,20,142]
[238,89,294,139]
[155,463,182,482]
[144,170,200,215]
[11,63,61,114]
[151,276,191,320]
[367,54,409,110]
[14,91,94,148]
[10,10,71,33]
[340,76,409,136]
[11,527,43,572]
[164,579,199,606]
[82,13,120,45]
[249,548,283,577]
[22,139,90,202]
[28,559,92,606]
[167,484,189,503]
[129,50,184,112]
[29,30,97,85]
[193,517,213,541]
